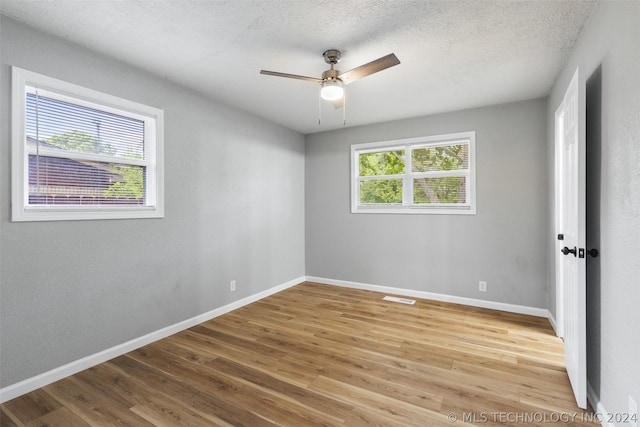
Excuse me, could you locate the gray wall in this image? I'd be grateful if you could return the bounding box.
[546,1,640,420]
[306,99,548,308]
[0,17,305,387]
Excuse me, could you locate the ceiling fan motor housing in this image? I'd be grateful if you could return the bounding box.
[322,69,340,82]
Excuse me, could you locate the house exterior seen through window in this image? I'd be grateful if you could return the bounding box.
[12,67,164,221]
[351,132,476,215]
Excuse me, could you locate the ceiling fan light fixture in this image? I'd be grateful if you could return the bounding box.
[320,79,344,101]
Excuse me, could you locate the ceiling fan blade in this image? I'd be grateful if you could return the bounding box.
[260,70,322,84]
[338,53,400,85]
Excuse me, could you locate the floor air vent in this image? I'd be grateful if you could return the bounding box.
[383,296,416,305]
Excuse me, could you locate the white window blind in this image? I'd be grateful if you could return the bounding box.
[351,132,476,215]
[12,67,164,221]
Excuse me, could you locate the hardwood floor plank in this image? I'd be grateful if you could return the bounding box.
[78,362,215,425]
[0,408,21,427]
[23,407,91,427]
[0,389,61,426]
[43,376,154,426]
[129,404,218,427]
[206,357,353,418]
[1,282,598,426]
[309,375,444,427]
[450,360,573,395]
[99,362,234,427]
[189,325,288,360]
[112,354,277,426]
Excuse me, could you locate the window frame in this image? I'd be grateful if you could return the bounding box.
[351,131,476,215]
[11,66,164,222]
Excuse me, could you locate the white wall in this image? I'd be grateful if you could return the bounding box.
[546,1,640,421]
[306,99,548,308]
[0,16,305,387]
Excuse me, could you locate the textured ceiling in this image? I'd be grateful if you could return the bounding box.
[1,0,595,134]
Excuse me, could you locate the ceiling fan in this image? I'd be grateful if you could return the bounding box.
[260,49,400,110]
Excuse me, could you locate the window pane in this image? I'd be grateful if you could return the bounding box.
[360,179,403,204]
[29,155,145,205]
[359,150,405,176]
[26,91,145,160]
[413,177,467,204]
[412,144,468,172]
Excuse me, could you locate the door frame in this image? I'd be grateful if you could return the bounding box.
[554,106,565,339]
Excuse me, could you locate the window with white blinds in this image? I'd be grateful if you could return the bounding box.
[12,67,164,221]
[351,132,476,215]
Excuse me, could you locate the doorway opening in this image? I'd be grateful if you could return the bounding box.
[585,64,602,399]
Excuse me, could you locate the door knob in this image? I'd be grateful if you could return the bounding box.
[587,248,599,257]
[561,246,577,256]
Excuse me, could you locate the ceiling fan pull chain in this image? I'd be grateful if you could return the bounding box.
[343,93,346,126]
[318,86,322,125]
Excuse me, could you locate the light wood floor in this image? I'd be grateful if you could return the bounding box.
[1,282,598,426]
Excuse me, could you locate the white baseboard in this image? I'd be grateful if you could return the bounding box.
[305,276,549,318]
[587,381,612,427]
[547,310,560,335]
[0,276,304,404]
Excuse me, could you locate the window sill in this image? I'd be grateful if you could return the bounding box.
[13,205,164,222]
[351,205,476,215]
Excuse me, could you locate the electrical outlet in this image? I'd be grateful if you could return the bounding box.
[630,395,638,427]
[230,280,236,292]
[479,281,487,292]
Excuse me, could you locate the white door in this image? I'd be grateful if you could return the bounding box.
[555,67,587,409]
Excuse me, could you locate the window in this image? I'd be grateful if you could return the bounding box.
[351,132,476,214]
[11,67,164,221]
